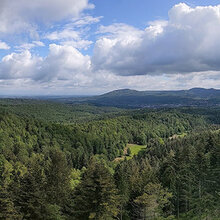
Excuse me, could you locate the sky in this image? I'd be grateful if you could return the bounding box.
[1,0,220,95]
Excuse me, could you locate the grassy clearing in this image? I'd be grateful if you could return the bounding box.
[126,144,146,159]
[114,144,146,162]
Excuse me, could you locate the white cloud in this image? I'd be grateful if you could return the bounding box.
[0,44,91,83]
[45,30,80,41]
[0,41,10,50]
[0,50,42,79]
[15,41,45,51]
[92,24,144,75]
[33,41,45,47]
[70,15,103,27]
[1,46,220,94]
[92,3,220,76]
[97,23,143,38]
[0,0,94,34]
[37,44,91,81]
[44,28,93,49]
[61,40,93,50]
[44,15,101,49]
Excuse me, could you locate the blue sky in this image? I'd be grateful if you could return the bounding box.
[1,0,220,95]
[94,0,220,25]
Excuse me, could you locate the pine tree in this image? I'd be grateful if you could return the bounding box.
[127,147,131,156]
[0,156,22,219]
[72,158,120,219]
[0,187,21,220]
[134,183,172,220]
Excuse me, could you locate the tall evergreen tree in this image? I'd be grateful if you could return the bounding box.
[134,183,172,220]
[0,187,21,220]
[72,158,120,219]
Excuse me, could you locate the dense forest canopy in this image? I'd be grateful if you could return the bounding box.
[0,100,219,219]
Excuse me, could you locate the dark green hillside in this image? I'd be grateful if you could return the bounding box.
[0,99,123,123]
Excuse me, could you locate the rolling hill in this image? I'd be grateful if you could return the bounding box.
[50,88,220,108]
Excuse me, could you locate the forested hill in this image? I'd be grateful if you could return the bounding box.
[52,88,220,108]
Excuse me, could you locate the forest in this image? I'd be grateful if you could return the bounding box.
[0,100,219,219]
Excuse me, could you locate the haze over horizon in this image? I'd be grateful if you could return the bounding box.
[0,87,217,98]
[1,0,220,95]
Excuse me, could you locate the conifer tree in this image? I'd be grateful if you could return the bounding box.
[0,187,21,220]
[72,158,120,219]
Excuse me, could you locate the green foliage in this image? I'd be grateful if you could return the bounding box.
[134,183,172,219]
[126,144,146,159]
[0,186,21,220]
[127,147,131,156]
[0,103,219,219]
[0,99,123,123]
[70,169,82,190]
[72,158,120,219]
[144,131,220,219]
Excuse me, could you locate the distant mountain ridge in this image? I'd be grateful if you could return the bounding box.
[52,88,220,108]
[102,88,220,97]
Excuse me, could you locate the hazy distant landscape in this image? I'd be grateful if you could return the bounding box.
[49,87,220,108]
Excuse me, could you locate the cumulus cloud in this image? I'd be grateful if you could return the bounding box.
[92,3,220,76]
[37,44,91,81]
[0,41,10,50]
[0,0,93,34]
[0,51,42,79]
[0,44,91,83]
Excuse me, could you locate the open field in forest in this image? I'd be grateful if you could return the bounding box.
[126,144,146,159]
[114,144,146,162]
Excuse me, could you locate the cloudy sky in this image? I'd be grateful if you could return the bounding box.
[1,0,220,95]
